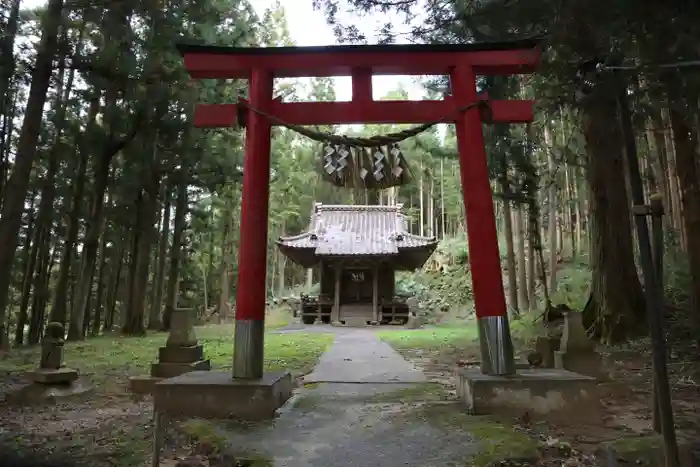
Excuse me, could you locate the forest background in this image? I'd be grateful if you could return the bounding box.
[0,0,698,351]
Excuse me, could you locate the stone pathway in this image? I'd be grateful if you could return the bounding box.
[304,328,426,384]
[208,327,480,467]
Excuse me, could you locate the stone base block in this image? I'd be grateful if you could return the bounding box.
[151,359,211,378]
[456,367,600,423]
[5,380,92,405]
[28,368,79,384]
[554,350,605,379]
[343,318,368,327]
[154,371,293,420]
[158,345,205,363]
[129,375,164,395]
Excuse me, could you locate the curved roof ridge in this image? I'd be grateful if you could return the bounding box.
[316,203,403,212]
[278,231,314,242]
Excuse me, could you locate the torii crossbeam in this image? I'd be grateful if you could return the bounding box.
[176,39,541,381]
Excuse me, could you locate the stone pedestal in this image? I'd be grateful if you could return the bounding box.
[28,367,79,384]
[130,308,210,395]
[154,370,293,420]
[150,345,211,378]
[6,322,92,405]
[456,367,600,424]
[554,312,603,378]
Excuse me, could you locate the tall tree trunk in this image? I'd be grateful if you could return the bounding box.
[0,0,21,206]
[123,168,159,336]
[148,181,171,329]
[0,0,65,348]
[514,206,530,311]
[427,171,434,237]
[501,175,519,314]
[527,212,537,308]
[419,161,425,236]
[666,83,700,348]
[218,201,234,319]
[162,169,187,331]
[439,158,446,239]
[13,194,37,345]
[581,83,646,343]
[544,124,558,295]
[663,108,684,237]
[67,154,112,341]
[90,210,110,336]
[27,156,58,345]
[104,235,125,332]
[276,220,286,296]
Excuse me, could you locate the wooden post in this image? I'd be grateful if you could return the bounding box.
[332,265,341,324]
[372,266,379,323]
[617,67,678,466]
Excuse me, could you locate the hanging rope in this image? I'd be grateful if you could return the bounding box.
[240,99,490,148]
[240,98,490,190]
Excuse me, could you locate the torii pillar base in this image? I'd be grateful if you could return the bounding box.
[477,316,517,375]
[153,370,292,421]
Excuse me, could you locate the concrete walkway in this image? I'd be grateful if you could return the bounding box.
[304,329,426,384]
[215,327,479,467]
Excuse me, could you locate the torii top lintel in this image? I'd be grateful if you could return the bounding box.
[175,38,541,80]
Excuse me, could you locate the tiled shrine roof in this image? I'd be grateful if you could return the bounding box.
[276,204,437,269]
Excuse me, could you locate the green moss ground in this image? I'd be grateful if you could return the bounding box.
[0,324,334,392]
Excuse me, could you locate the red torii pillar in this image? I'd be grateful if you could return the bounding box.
[177,40,541,378]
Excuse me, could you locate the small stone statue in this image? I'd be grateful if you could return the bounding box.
[39,322,65,370]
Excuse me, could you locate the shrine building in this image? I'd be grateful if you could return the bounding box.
[277,203,438,326]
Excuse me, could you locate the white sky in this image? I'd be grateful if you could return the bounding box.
[20,0,426,100]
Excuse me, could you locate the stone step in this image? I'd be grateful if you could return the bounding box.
[342,317,369,327]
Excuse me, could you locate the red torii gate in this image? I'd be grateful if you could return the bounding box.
[176,39,540,380]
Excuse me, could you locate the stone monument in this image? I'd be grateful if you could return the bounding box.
[6,322,91,404]
[554,311,603,378]
[130,307,211,395]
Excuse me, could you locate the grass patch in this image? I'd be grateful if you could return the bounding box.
[0,324,333,393]
[264,306,292,330]
[398,404,539,467]
[108,423,153,467]
[180,420,273,465]
[608,435,662,453]
[180,419,230,453]
[376,325,478,352]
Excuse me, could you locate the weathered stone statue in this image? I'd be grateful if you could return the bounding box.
[166,308,198,347]
[554,311,604,378]
[24,321,82,390]
[39,322,66,370]
[6,322,91,404]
